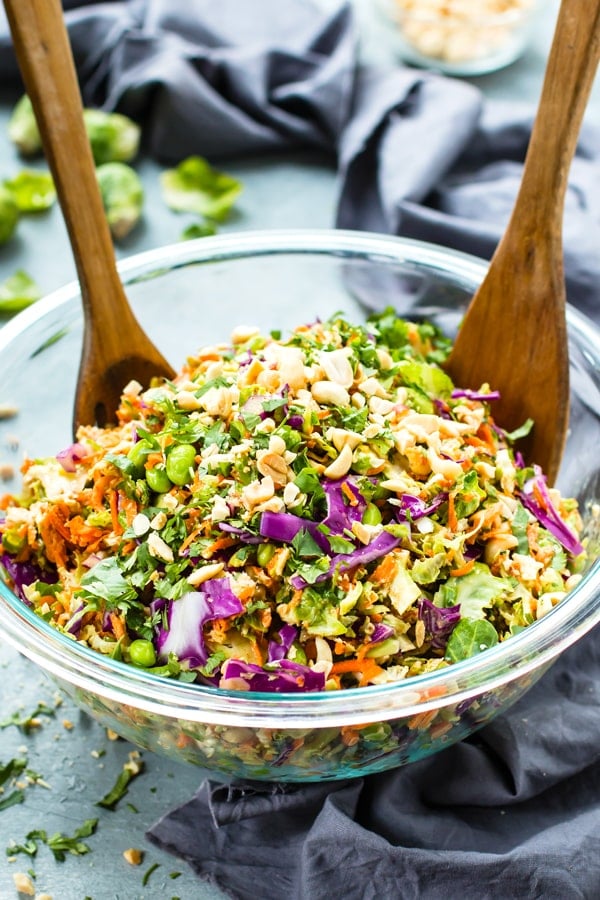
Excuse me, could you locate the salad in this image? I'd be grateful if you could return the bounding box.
[0,310,585,694]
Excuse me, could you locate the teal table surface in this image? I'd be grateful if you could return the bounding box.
[0,2,598,898]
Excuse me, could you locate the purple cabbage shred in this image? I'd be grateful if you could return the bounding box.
[370,622,395,643]
[267,624,298,662]
[291,531,401,589]
[418,598,461,649]
[219,658,325,693]
[520,465,584,557]
[451,388,501,402]
[396,492,447,522]
[0,554,56,604]
[56,442,90,473]
[155,576,244,666]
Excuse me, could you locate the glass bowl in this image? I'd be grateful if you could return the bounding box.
[0,229,599,782]
[375,0,542,76]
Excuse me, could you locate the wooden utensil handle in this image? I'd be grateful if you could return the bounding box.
[3,0,131,332]
[513,0,600,235]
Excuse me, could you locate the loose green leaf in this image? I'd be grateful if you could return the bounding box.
[291,528,323,559]
[3,170,56,212]
[0,701,55,733]
[0,756,27,787]
[78,557,137,608]
[96,753,144,810]
[142,862,160,886]
[0,184,19,244]
[445,618,499,662]
[7,819,97,861]
[0,270,42,314]
[6,835,40,858]
[0,789,25,812]
[161,156,242,221]
[505,418,534,442]
[46,818,98,861]
[180,221,217,240]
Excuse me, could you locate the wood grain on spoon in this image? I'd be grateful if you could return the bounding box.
[445,0,600,485]
[3,0,175,434]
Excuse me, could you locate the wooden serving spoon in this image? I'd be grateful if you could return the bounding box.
[3,0,176,434]
[445,0,600,485]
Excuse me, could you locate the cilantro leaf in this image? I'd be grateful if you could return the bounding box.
[0,701,55,733]
[78,557,137,608]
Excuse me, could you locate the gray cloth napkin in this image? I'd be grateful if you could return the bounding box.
[1,0,598,316]
[2,2,600,898]
[147,625,600,900]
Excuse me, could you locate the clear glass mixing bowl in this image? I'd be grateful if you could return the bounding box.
[1,229,599,782]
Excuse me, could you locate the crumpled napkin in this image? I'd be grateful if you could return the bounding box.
[1,0,598,316]
[2,2,600,897]
[149,624,600,899]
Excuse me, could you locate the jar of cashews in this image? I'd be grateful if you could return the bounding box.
[376,0,541,75]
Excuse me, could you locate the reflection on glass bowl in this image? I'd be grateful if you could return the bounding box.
[0,229,599,782]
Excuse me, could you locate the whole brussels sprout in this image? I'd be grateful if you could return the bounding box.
[83,109,141,166]
[8,95,141,166]
[96,162,144,240]
[7,94,42,157]
[0,185,19,245]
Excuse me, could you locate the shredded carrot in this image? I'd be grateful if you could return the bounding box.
[447,492,458,533]
[120,540,137,556]
[330,655,384,685]
[407,709,439,730]
[205,535,237,556]
[370,554,396,584]
[341,481,359,506]
[476,422,497,454]
[109,613,126,640]
[464,435,489,450]
[90,473,113,509]
[179,527,202,556]
[532,481,548,510]
[449,558,476,577]
[145,452,164,470]
[119,494,139,526]
[236,583,256,603]
[420,685,447,701]
[66,516,105,550]
[250,640,265,666]
[109,491,123,536]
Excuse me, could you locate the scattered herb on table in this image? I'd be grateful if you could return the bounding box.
[7,818,98,861]
[96,750,144,810]
[0,701,55,733]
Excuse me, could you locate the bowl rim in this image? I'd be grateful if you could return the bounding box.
[1,228,599,729]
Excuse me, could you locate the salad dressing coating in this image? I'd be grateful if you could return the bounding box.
[0,311,585,693]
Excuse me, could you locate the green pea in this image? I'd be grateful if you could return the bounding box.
[362,502,382,526]
[128,639,157,668]
[256,542,275,568]
[146,465,172,493]
[166,443,197,486]
[126,438,154,479]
